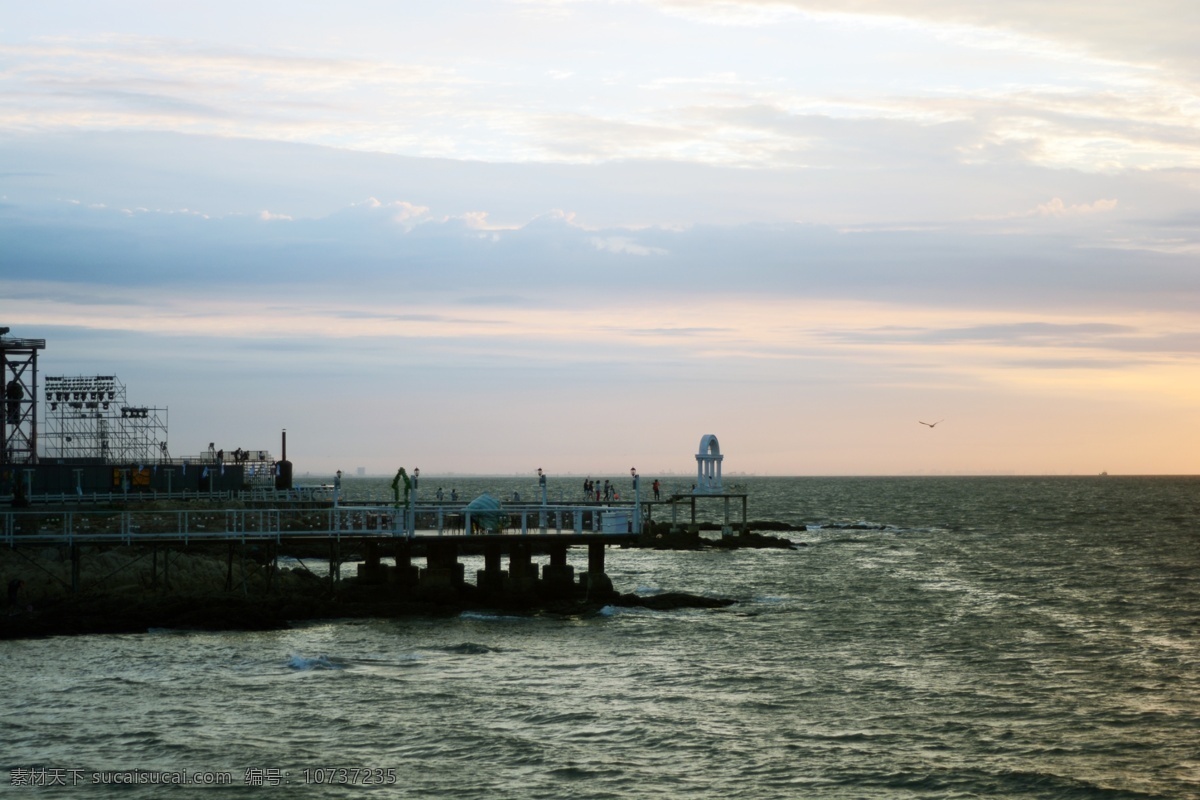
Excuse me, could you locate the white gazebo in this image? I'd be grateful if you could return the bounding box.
[694,434,724,494]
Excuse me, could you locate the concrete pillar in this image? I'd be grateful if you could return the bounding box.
[541,543,574,597]
[422,540,463,589]
[357,539,387,584]
[507,541,538,592]
[390,539,418,590]
[582,541,614,598]
[477,540,505,594]
[508,541,536,579]
[587,541,605,574]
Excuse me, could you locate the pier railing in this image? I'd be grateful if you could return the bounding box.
[0,503,641,546]
[3,485,335,506]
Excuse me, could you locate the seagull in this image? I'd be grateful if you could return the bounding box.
[919,420,943,428]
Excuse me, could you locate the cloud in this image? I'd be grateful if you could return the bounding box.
[627,326,732,337]
[2,5,1198,184]
[650,1,1200,75]
[976,196,1122,222]
[589,236,668,256]
[824,320,1200,359]
[831,322,1135,345]
[353,197,431,226]
[3,179,1198,314]
[1031,197,1118,217]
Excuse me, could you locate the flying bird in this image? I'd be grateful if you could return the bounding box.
[919,420,943,428]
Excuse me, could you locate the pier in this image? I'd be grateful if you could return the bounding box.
[0,499,643,600]
[3,330,751,634]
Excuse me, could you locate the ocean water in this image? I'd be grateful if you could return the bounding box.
[3,476,1199,798]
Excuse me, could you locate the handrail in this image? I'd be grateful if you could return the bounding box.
[0,502,643,547]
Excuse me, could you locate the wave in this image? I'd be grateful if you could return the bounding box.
[594,605,664,618]
[459,610,531,622]
[807,520,899,532]
[287,653,345,671]
[841,766,1176,799]
[435,642,498,655]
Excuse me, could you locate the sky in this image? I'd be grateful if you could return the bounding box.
[2,0,1200,475]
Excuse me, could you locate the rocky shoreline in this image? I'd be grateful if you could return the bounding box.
[1,585,736,640]
[636,520,804,549]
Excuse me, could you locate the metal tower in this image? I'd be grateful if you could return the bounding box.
[1,328,46,466]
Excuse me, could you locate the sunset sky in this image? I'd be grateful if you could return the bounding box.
[3,1,1200,475]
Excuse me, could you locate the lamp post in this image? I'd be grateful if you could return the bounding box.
[631,467,640,534]
[537,467,547,531]
[411,468,420,533]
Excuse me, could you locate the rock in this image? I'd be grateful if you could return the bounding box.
[710,530,796,549]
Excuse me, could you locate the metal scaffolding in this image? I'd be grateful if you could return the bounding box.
[1,330,46,466]
[43,375,169,464]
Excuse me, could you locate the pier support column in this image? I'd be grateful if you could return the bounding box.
[477,540,505,595]
[586,541,605,574]
[507,541,538,594]
[420,540,463,593]
[357,539,387,584]
[541,543,574,598]
[390,539,417,592]
[582,541,613,598]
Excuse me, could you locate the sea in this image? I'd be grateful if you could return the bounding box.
[3,475,1198,799]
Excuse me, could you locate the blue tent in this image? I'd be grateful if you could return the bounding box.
[465,492,504,533]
